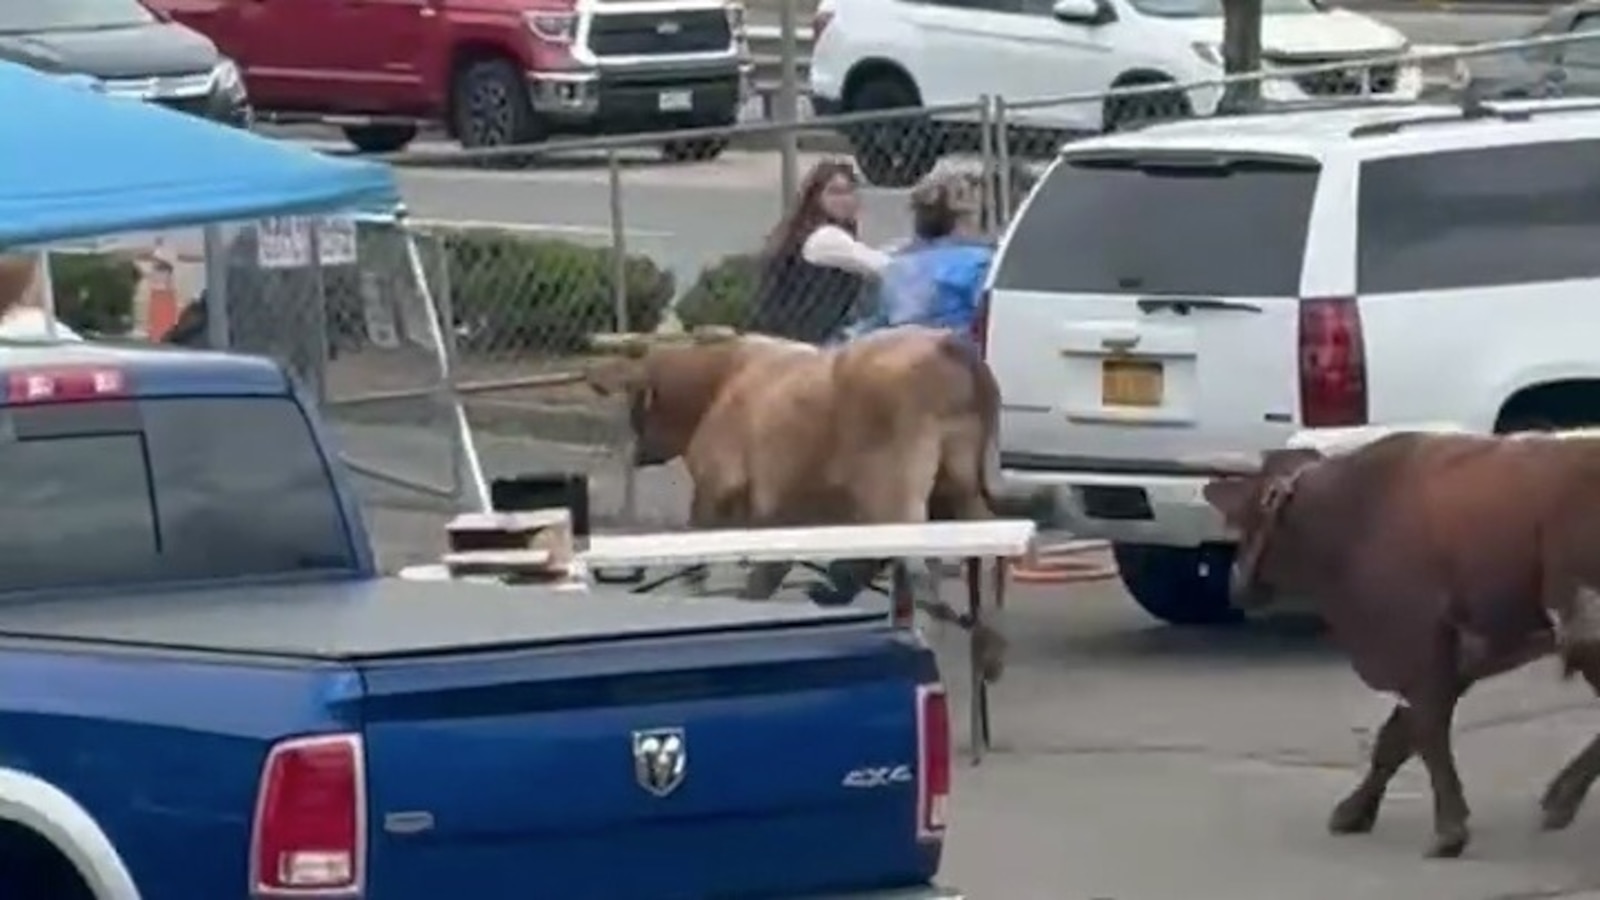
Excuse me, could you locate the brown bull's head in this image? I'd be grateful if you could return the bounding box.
[585,340,743,468]
[1198,447,1324,608]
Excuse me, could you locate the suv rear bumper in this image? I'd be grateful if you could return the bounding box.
[1001,468,1232,547]
[528,62,747,133]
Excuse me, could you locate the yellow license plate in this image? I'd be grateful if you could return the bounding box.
[1101,358,1163,407]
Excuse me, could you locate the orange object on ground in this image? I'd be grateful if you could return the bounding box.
[1009,539,1119,584]
[145,250,179,341]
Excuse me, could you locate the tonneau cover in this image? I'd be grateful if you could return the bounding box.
[0,579,883,659]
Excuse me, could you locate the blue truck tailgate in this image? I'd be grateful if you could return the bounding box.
[0,579,950,898]
[358,623,945,898]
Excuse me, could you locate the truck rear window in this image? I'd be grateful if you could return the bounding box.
[0,396,357,593]
[992,152,1319,297]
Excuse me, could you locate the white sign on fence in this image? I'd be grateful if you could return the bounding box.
[316,216,357,266]
[256,217,311,269]
[255,216,358,268]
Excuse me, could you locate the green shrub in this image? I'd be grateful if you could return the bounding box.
[677,252,760,330]
[49,253,139,336]
[444,231,674,354]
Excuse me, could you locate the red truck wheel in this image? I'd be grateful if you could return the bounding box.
[343,124,418,154]
[453,58,543,149]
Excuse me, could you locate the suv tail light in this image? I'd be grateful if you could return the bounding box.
[1297,296,1367,427]
[915,683,950,841]
[970,289,991,359]
[250,733,365,896]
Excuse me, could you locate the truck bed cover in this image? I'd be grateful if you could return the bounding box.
[0,579,882,660]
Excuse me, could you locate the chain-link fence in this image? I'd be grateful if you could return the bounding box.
[27,29,1589,566]
[339,29,1598,543]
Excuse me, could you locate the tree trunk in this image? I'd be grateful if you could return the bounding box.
[1219,0,1264,113]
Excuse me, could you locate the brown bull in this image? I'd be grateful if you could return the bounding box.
[586,326,1005,673]
[1201,428,1600,859]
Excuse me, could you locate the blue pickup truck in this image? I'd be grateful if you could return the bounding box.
[0,340,960,900]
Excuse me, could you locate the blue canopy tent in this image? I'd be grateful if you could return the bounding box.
[0,60,399,247]
[0,62,489,509]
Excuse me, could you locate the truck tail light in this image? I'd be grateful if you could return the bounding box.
[915,683,950,841]
[250,733,366,897]
[970,289,991,359]
[1297,296,1367,427]
[6,367,128,404]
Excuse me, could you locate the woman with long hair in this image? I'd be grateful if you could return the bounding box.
[746,160,889,343]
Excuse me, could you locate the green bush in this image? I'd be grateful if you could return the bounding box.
[677,252,760,330]
[49,253,140,336]
[444,231,674,354]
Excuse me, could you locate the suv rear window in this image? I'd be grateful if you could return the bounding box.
[0,396,356,593]
[992,151,1319,297]
[1357,139,1600,294]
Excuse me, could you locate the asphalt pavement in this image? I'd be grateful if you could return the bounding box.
[924,581,1600,900]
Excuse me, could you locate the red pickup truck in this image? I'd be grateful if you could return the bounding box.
[146,0,752,159]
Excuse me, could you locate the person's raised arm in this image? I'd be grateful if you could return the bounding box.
[801,224,890,278]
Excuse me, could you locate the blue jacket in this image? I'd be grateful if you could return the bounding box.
[843,236,994,342]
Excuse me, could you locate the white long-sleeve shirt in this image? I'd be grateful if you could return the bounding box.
[800,224,891,279]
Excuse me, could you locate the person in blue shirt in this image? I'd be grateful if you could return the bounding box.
[841,171,995,345]
[809,173,1000,608]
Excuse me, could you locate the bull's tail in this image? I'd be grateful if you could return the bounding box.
[935,332,1003,509]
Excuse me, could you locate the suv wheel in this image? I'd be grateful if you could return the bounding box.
[1103,77,1192,133]
[845,75,940,188]
[453,58,542,151]
[1112,543,1243,627]
[662,138,728,162]
[342,124,419,154]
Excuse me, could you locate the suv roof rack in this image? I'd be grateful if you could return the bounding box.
[1109,95,1425,134]
[1349,91,1600,138]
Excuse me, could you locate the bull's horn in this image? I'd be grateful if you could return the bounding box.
[1181,452,1262,476]
[590,332,655,357]
[689,325,739,343]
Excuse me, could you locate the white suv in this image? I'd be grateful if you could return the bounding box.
[809,0,1420,186]
[980,98,1600,626]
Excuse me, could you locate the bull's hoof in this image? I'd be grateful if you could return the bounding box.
[1424,824,1470,859]
[1327,793,1379,835]
[1539,783,1583,831]
[1540,802,1580,832]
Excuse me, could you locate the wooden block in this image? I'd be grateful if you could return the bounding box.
[442,548,555,577]
[447,509,573,565]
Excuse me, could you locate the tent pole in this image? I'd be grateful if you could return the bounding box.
[399,210,488,512]
[202,225,232,349]
[36,251,57,340]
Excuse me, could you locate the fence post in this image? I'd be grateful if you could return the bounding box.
[994,97,1014,227]
[977,95,996,235]
[606,149,639,525]
[202,224,232,349]
[307,223,330,406]
[776,0,801,211]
